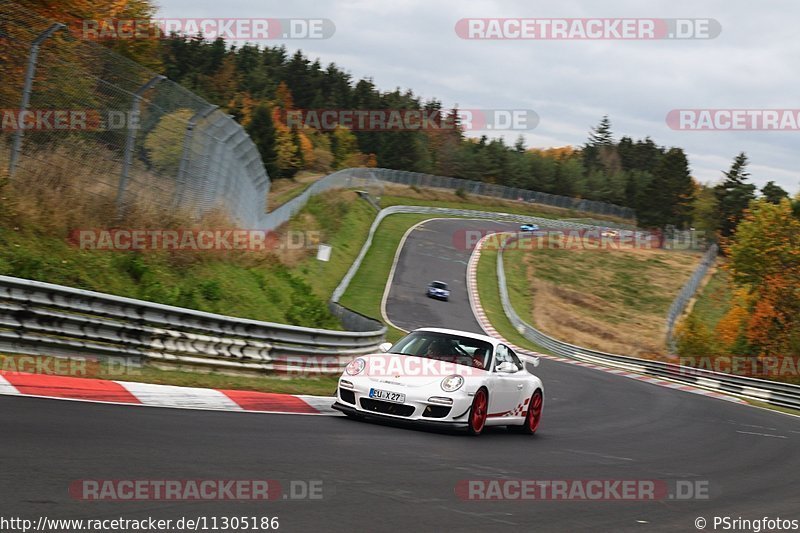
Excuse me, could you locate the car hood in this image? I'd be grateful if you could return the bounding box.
[351,353,486,387]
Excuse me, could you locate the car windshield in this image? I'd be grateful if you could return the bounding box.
[388,331,492,369]
[430,282,448,290]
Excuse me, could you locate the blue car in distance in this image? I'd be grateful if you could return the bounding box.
[426,281,450,301]
[520,223,540,232]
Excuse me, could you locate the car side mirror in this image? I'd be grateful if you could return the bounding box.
[495,361,517,373]
[378,342,392,353]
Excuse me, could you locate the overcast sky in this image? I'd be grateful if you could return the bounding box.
[155,0,799,193]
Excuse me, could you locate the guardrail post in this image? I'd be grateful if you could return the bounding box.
[8,23,65,178]
[116,74,166,218]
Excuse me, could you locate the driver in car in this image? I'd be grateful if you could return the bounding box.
[471,347,486,369]
[425,340,445,359]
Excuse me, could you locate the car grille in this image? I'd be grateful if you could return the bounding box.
[359,398,415,417]
[339,388,355,405]
[422,405,451,418]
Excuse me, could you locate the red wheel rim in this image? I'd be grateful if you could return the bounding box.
[528,391,543,432]
[471,390,487,433]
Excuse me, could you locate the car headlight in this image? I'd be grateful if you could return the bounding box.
[441,375,464,392]
[345,358,366,376]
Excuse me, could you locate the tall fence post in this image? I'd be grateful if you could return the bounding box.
[8,22,65,178]
[116,74,165,217]
[174,104,218,209]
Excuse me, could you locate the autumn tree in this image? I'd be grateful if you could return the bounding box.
[726,198,800,355]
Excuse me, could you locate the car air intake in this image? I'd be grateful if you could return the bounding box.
[359,398,415,417]
[339,388,356,405]
[422,405,451,418]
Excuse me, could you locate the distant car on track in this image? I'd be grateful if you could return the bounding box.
[426,281,450,301]
[519,223,540,232]
[332,328,544,436]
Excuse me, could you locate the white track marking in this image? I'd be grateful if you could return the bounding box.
[296,395,339,414]
[0,375,20,395]
[736,430,787,439]
[117,381,243,410]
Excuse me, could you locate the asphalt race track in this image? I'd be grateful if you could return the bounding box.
[2,218,800,532]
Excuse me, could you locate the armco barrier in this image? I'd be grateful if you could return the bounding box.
[493,234,800,411]
[0,275,385,374]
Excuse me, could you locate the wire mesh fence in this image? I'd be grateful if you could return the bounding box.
[665,243,719,353]
[0,0,269,227]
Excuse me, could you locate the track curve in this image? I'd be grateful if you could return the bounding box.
[2,217,800,532]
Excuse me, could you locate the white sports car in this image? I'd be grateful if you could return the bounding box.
[332,328,544,436]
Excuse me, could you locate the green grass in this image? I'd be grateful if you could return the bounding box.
[687,268,731,333]
[267,172,325,210]
[481,235,703,357]
[338,213,436,342]
[0,190,376,330]
[269,180,316,209]
[474,245,551,354]
[289,192,377,300]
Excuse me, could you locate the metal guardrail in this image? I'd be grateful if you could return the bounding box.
[0,275,386,374]
[494,234,800,411]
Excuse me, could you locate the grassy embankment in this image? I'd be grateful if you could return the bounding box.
[476,233,704,358]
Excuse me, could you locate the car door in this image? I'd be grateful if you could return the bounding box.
[506,347,535,414]
[488,344,525,416]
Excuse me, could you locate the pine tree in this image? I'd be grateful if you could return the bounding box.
[246,104,279,179]
[761,181,789,204]
[714,153,756,238]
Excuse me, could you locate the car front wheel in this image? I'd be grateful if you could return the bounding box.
[518,389,543,435]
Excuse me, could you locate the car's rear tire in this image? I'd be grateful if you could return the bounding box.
[518,389,543,435]
[467,388,488,436]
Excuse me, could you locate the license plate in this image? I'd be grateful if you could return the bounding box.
[369,388,406,403]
